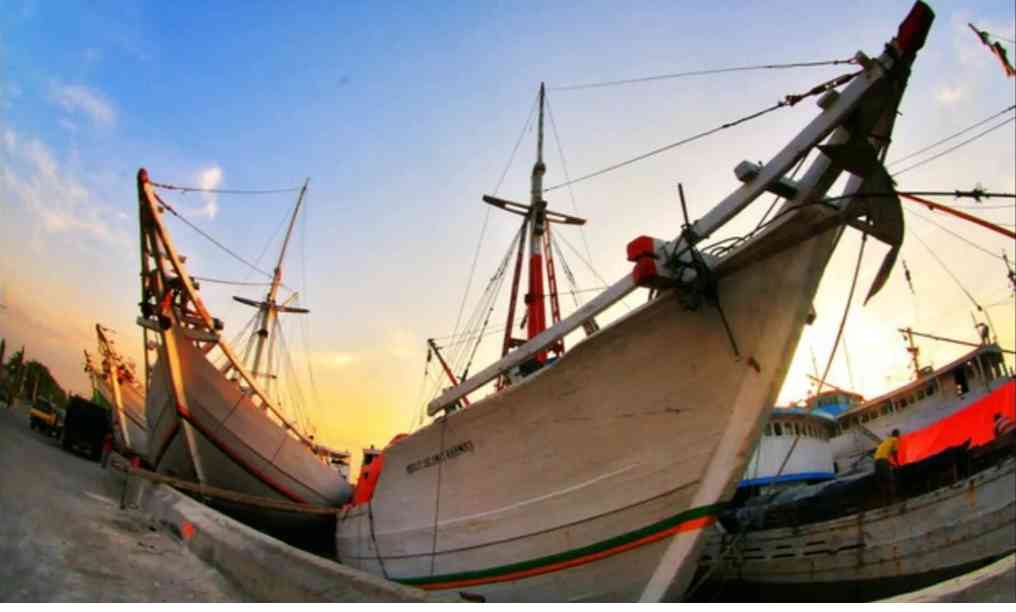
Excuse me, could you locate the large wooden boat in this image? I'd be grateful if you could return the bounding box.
[135,172,352,524]
[334,3,936,602]
[85,324,148,456]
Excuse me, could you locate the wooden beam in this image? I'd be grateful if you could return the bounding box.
[483,195,587,225]
[112,458,339,515]
[428,275,637,414]
[901,193,1016,240]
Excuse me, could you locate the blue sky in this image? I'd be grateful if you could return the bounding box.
[2,1,1014,454]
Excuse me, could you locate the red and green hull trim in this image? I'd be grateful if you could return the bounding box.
[395,502,723,591]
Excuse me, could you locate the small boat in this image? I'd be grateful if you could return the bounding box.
[335,3,935,601]
[135,172,352,527]
[85,324,148,456]
[695,341,1015,601]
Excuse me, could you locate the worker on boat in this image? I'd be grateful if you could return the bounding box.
[874,429,901,503]
[993,413,1014,438]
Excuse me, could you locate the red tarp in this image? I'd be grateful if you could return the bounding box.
[898,380,1016,465]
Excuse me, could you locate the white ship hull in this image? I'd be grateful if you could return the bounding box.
[336,221,841,601]
[92,376,149,455]
[144,325,351,513]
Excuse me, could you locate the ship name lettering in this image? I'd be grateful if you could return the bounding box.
[406,441,475,475]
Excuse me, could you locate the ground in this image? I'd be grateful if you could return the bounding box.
[0,401,247,602]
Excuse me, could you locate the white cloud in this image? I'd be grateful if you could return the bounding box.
[193,165,223,218]
[935,86,965,105]
[49,81,116,126]
[0,129,128,247]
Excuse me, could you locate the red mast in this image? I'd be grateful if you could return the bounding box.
[526,83,549,363]
[486,84,585,386]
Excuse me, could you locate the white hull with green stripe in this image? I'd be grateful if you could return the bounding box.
[336,4,934,600]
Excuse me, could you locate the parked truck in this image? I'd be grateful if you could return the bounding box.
[60,395,111,461]
[28,398,63,438]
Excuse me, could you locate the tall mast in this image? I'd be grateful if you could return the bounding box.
[526,83,549,364]
[487,83,586,380]
[249,179,310,386]
[902,326,922,379]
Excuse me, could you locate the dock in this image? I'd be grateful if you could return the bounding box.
[0,400,448,602]
[2,396,1011,602]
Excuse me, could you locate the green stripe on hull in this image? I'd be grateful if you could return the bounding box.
[395,502,724,587]
[91,388,113,411]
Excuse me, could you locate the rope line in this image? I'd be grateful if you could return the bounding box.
[446,91,539,360]
[552,58,857,91]
[775,234,867,479]
[151,182,300,195]
[153,193,277,281]
[192,276,271,287]
[905,208,1007,261]
[891,116,1016,177]
[545,102,786,192]
[907,224,984,310]
[886,105,1015,167]
[545,93,596,268]
[545,70,858,192]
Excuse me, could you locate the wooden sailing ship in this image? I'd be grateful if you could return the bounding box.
[85,324,148,456]
[135,172,352,523]
[334,2,936,601]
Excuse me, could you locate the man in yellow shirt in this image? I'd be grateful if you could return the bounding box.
[874,429,901,503]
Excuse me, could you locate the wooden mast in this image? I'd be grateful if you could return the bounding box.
[526,83,550,364]
[492,83,583,382]
[428,338,471,407]
[901,326,923,379]
[239,179,311,394]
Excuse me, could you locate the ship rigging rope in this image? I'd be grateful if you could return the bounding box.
[150,181,301,195]
[545,93,596,267]
[906,220,991,311]
[890,116,1016,177]
[774,233,868,480]
[545,70,860,192]
[192,276,271,287]
[886,104,1016,168]
[551,57,858,91]
[153,193,284,284]
[451,224,522,384]
[905,207,1008,262]
[447,92,540,361]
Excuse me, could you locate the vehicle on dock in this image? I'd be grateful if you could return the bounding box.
[61,395,112,461]
[28,398,63,438]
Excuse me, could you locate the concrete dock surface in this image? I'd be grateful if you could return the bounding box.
[0,402,247,602]
[1,397,1011,602]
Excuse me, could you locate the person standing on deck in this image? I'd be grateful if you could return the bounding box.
[874,429,901,503]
